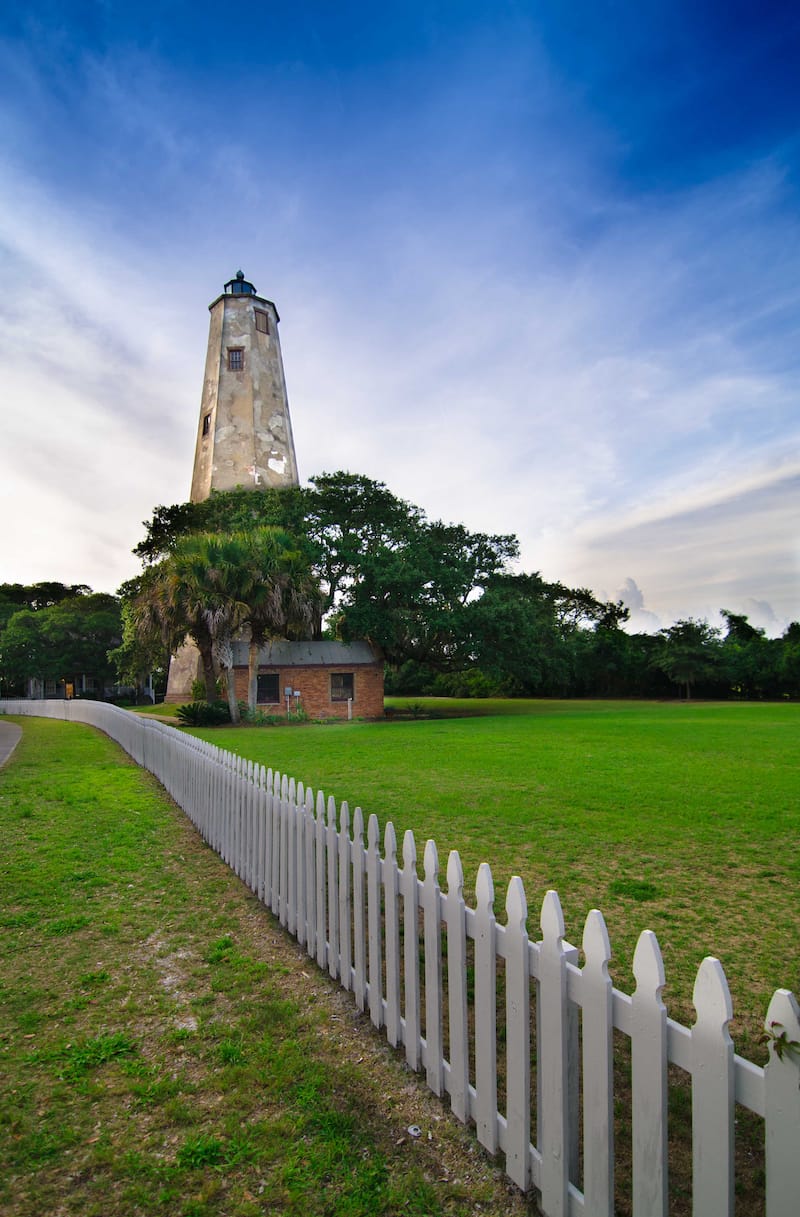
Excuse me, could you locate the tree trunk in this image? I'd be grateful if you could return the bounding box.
[248,639,259,713]
[225,666,240,724]
[212,634,239,723]
[199,644,217,702]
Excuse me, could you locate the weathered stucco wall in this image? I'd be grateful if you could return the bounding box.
[189,292,299,502]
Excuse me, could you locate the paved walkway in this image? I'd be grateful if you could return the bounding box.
[0,720,22,769]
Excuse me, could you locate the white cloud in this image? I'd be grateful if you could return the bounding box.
[0,23,797,639]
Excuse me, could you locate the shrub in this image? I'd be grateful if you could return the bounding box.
[175,700,231,727]
[190,677,225,701]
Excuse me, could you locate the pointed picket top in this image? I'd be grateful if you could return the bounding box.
[447,849,464,898]
[763,988,800,1217]
[281,772,289,799]
[764,988,800,1061]
[340,799,350,836]
[424,838,440,882]
[327,794,337,831]
[583,909,612,976]
[633,930,666,998]
[297,780,305,806]
[475,861,495,913]
[540,888,566,946]
[288,776,296,804]
[692,957,733,1033]
[304,785,314,813]
[402,828,417,869]
[505,875,528,931]
[368,812,380,849]
[316,789,325,818]
[353,805,364,841]
[384,821,397,864]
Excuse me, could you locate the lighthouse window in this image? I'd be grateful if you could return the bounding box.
[228,348,244,371]
[202,413,211,436]
[255,309,269,334]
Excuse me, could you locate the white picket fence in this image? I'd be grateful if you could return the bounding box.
[2,697,799,1216]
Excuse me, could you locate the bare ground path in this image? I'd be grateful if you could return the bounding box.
[0,719,21,768]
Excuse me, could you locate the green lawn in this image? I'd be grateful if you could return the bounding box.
[189,699,800,1052]
[0,717,527,1217]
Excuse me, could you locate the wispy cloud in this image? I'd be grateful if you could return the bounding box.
[0,8,797,634]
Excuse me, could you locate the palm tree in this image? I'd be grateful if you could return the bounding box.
[129,528,320,720]
[232,528,322,713]
[128,564,217,703]
[169,533,249,722]
[130,534,247,720]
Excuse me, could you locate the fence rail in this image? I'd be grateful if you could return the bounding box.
[3,698,798,1216]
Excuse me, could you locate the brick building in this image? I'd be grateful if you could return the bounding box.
[231,640,384,720]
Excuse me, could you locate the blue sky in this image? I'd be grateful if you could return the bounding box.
[1,1,798,634]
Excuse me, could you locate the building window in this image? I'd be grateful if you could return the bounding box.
[202,413,211,436]
[330,672,354,702]
[228,348,244,371]
[254,309,269,335]
[257,673,280,704]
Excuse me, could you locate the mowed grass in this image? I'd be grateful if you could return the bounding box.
[0,717,532,1217]
[189,699,800,1054]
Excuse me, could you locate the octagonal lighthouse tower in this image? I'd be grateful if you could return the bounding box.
[190,271,299,501]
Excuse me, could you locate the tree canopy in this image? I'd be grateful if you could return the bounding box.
[0,588,121,697]
[124,474,800,703]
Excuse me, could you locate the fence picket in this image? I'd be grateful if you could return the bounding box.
[402,829,421,1070]
[270,771,281,916]
[279,774,289,926]
[244,759,254,889]
[298,788,310,949]
[538,890,570,1216]
[338,802,352,990]
[632,930,669,1217]
[474,862,498,1154]
[384,822,401,1047]
[764,989,800,1217]
[352,807,367,1011]
[326,795,339,979]
[423,839,444,1096]
[367,814,383,1027]
[691,956,734,1217]
[301,785,314,951]
[581,909,614,1217]
[288,778,299,936]
[263,767,272,903]
[316,794,327,970]
[446,850,469,1122]
[504,876,531,1190]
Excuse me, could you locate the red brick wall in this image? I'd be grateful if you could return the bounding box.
[233,663,384,719]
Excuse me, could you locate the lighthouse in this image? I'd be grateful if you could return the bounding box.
[190,270,299,501]
[165,272,301,701]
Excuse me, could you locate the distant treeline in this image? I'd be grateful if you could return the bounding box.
[2,474,798,703]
